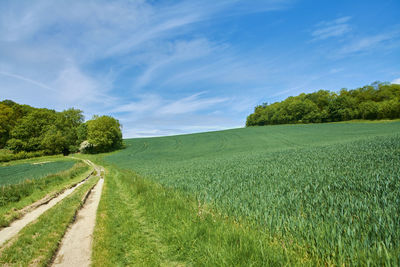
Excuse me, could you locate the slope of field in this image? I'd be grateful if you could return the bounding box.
[0,159,76,186]
[107,121,400,169]
[104,121,400,265]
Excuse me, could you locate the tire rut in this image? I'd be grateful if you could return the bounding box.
[51,161,104,267]
[0,170,93,247]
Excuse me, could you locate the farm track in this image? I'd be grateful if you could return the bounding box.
[0,179,91,247]
[0,159,100,249]
[51,164,104,267]
[1,169,94,231]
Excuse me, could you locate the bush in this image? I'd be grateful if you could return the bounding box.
[0,150,45,163]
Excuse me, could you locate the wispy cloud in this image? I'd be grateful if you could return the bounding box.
[2,0,289,137]
[133,38,215,90]
[311,16,351,41]
[392,78,400,84]
[0,70,56,93]
[110,95,162,114]
[159,92,228,115]
[2,0,398,138]
[112,92,228,116]
[338,29,400,55]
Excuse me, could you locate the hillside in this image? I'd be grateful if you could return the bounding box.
[106,121,400,169]
[101,121,400,265]
[2,121,400,265]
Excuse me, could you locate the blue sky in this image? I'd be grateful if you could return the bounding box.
[1,0,399,138]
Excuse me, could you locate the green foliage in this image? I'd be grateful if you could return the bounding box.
[246,82,400,126]
[0,104,14,149]
[85,115,123,153]
[0,149,45,162]
[0,99,123,156]
[0,100,33,149]
[105,121,400,265]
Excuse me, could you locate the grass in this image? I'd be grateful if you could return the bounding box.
[0,161,91,228]
[0,158,76,186]
[101,121,400,265]
[106,121,400,173]
[91,161,312,266]
[0,175,99,266]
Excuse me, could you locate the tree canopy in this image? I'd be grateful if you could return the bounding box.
[86,115,123,153]
[0,100,123,155]
[246,82,400,126]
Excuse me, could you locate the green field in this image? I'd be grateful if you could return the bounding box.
[0,159,76,186]
[104,121,400,265]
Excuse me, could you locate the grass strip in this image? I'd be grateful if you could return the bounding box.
[0,162,91,228]
[92,163,311,266]
[0,175,99,266]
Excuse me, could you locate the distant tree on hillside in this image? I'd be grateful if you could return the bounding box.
[246,82,400,126]
[82,115,123,153]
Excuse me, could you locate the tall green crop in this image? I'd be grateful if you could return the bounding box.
[105,121,400,265]
[0,159,76,186]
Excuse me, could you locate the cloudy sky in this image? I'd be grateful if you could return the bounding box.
[1,0,399,138]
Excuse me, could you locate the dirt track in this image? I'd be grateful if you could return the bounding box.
[0,175,91,246]
[52,176,104,267]
[0,159,105,266]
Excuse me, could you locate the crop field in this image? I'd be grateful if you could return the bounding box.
[0,159,76,186]
[105,121,400,264]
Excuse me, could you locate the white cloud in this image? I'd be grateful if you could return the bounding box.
[0,0,292,137]
[392,78,400,84]
[159,93,228,115]
[311,16,351,41]
[109,92,241,138]
[0,70,56,93]
[134,38,214,89]
[113,92,228,117]
[53,64,104,106]
[111,95,162,114]
[338,30,400,55]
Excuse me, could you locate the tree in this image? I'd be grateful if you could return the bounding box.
[0,103,15,148]
[1,100,124,156]
[55,108,85,153]
[7,109,57,152]
[41,125,67,155]
[246,82,400,126]
[85,115,123,153]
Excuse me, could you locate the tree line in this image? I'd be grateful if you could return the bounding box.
[0,100,123,158]
[246,82,400,126]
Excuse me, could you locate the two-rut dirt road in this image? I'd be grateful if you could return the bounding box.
[52,162,104,267]
[0,159,105,266]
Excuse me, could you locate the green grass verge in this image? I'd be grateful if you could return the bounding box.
[0,175,99,266]
[91,162,312,266]
[0,161,91,228]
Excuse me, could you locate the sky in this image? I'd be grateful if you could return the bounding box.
[1,0,399,138]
